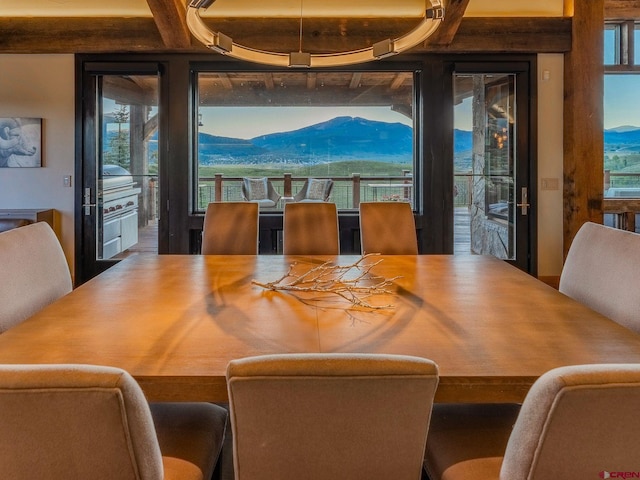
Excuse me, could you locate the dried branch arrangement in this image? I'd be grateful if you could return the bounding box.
[252,254,400,310]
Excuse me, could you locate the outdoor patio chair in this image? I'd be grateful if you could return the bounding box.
[0,222,72,333]
[0,364,228,480]
[241,177,281,209]
[424,364,640,480]
[293,178,334,202]
[227,353,439,480]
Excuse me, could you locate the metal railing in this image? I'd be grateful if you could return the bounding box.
[196,173,414,210]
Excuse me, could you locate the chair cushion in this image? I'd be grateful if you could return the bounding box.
[243,178,268,200]
[424,403,520,480]
[151,402,228,480]
[306,178,329,200]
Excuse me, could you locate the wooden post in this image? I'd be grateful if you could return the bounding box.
[352,173,361,207]
[214,174,223,202]
[563,0,604,257]
[284,173,292,197]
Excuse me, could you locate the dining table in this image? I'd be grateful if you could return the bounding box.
[1,253,640,404]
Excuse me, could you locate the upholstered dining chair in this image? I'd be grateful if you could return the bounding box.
[202,201,259,255]
[559,221,640,334]
[424,364,640,480]
[0,221,72,333]
[241,177,281,209]
[227,353,439,480]
[359,201,418,255]
[293,178,334,202]
[0,364,227,480]
[283,201,340,255]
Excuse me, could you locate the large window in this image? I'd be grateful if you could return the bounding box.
[604,22,640,200]
[194,70,415,211]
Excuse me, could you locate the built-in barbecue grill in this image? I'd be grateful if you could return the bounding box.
[100,165,141,259]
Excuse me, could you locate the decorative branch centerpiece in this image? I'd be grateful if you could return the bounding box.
[252,254,400,310]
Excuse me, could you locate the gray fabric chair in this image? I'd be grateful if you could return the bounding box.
[0,364,227,480]
[241,177,281,209]
[359,201,418,254]
[0,218,33,233]
[283,201,340,255]
[202,201,259,255]
[227,353,439,480]
[424,364,640,480]
[558,221,640,333]
[0,221,72,333]
[293,178,334,202]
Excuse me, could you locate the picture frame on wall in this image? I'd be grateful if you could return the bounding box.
[0,117,43,168]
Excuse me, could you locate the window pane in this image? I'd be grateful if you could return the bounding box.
[604,75,640,199]
[604,24,619,65]
[195,71,415,211]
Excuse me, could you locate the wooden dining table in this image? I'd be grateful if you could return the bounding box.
[1,254,640,404]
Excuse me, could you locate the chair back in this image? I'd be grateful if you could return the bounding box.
[359,202,418,254]
[0,222,72,333]
[559,221,640,333]
[293,178,334,202]
[241,177,281,208]
[227,353,439,480]
[283,202,339,255]
[501,364,640,480]
[202,202,259,254]
[0,364,164,480]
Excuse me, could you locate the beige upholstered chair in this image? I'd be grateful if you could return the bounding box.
[359,201,418,254]
[293,178,334,202]
[559,221,640,333]
[0,221,72,333]
[0,364,227,480]
[241,177,281,209]
[202,201,259,255]
[424,364,640,480]
[227,353,439,480]
[283,201,340,255]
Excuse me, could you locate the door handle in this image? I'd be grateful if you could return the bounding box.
[516,187,530,215]
[83,187,96,216]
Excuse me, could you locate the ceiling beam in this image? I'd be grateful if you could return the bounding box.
[426,0,470,46]
[604,0,640,19]
[146,0,192,49]
[0,17,571,54]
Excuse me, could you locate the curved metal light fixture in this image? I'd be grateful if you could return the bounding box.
[187,0,444,68]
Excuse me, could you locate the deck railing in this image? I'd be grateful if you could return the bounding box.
[197,173,414,210]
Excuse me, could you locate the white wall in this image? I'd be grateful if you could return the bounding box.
[0,55,76,278]
[537,54,565,277]
[0,53,567,278]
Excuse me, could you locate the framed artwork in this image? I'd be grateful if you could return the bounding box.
[0,117,43,168]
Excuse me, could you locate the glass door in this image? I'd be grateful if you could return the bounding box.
[79,68,160,283]
[453,66,533,271]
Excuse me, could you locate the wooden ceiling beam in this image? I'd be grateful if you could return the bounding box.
[146,0,192,49]
[426,0,470,46]
[604,0,640,19]
[0,17,571,54]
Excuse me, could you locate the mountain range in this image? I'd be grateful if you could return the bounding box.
[196,118,640,165]
[198,116,414,165]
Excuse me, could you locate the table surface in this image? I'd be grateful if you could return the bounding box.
[1,254,640,403]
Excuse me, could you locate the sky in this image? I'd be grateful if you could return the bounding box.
[198,106,413,139]
[604,75,640,129]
